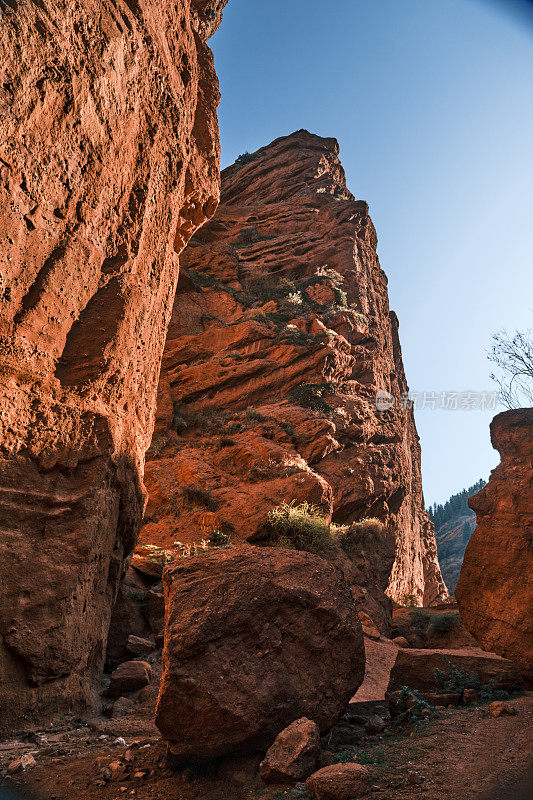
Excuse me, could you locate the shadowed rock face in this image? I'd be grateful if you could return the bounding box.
[0,0,225,732]
[140,130,447,622]
[456,409,533,679]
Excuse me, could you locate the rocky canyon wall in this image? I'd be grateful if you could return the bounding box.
[139,131,447,624]
[456,408,533,679]
[0,0,226,732]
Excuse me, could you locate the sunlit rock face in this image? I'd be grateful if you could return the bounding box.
[457,408,533,679]
[0,0,225,732]
[140,130,448,629]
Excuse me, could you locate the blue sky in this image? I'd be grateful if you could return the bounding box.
[210,0,533,506]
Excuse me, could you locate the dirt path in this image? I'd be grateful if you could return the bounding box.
[345,694,533,800]
[5,694,531,800]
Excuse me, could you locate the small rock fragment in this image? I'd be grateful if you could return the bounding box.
[108,661,152,697]
[126,635,155,657]
[7,754,36,774]
[260,717,321,783]
[365,715,385,735]
[108,760,124,781]
[462,688,478,705]
[306,762,370,799]
[487,701,518,718]
[392,636,410,648]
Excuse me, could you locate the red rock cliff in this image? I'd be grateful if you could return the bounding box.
[456,408,533,679]
[140,131,447,622]
[0,0,226,731]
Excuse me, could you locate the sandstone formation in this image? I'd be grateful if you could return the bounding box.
[0,0,225,732]
[456,409,533,679]
[386,647,523,694]
[155,545,365,760]
[140,130,447,623]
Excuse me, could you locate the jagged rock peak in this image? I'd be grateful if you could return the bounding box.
[221,130,356,206]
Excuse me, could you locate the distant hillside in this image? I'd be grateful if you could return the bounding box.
[430,480,486,594]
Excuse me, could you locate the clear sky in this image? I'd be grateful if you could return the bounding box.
[210,0,533,507]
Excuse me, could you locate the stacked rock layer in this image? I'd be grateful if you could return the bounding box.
[140,130,448,620]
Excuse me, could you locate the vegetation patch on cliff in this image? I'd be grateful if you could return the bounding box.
[338,517,384,557]
[254,500,334,555]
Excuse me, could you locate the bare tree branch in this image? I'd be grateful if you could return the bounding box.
[488,329,533,410]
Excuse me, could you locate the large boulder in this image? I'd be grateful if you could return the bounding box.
[155,545,365,760]
[456,409,533,679]
[387,648,523,695]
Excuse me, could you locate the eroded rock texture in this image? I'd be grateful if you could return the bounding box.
[456,409,533,679]
[140,131,447,620]
[0,0,225,731]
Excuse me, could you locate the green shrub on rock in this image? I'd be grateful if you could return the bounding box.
[338,517,384,558]
[254,501,334,556]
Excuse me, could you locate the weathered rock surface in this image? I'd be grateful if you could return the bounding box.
[456,409,533,679]
[259,717,321,784]
[306,763,370,799]
[0,0,225,732]
[387,647,523,695]
[140,130,447,629]
[155,545,365,760]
